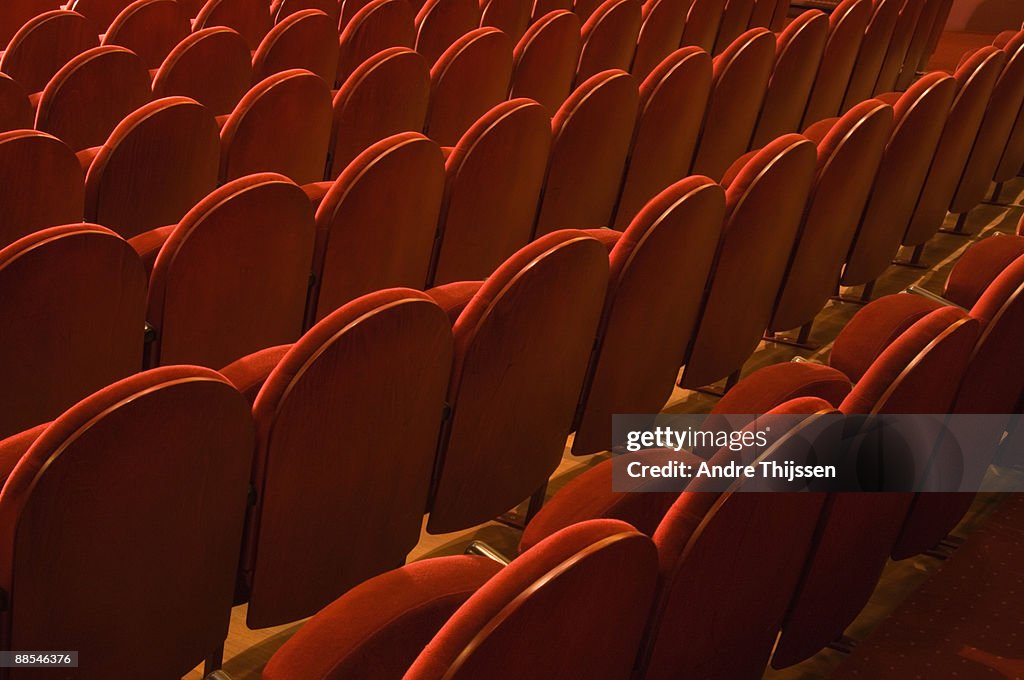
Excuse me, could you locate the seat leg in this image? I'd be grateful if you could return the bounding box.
[992,181,1004,203]
[894,243,928,268]
[203,645,224,677]
[939,212,971,236]
[832,281,874,305]
[764,321,817,349]
[497,482,549,530]
[827,635,858,654]
[724,369,741,393]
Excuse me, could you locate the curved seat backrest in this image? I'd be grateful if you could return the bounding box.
[0,10,100,94]
[253,8,340,84]
[102,0,191,69]
[68,0,134,29]
[994,31,1024,184]
[273,0,341,22]
[414,0,482,65]
[427,231,609,532]
[800,0,871,128]
[311,133,445,322]
[575,0,642,85]
[747,0,775,28]
[243,288,453,627]
[509,9,581,112]
[714,0,754,55]
[431,99,551,285]
[194,0,273,49]
[153,27,254,116]
[0,74,32,133]
[873,0,924,94]
[840,0,899,112]
[147,173,316,368]
[896,0,944,90]
[0,366,254,677]
[679,0,725,53]
[631,0,694,81]
[481,0,532,42]
[0,224,146,439]
[337,0,416,85]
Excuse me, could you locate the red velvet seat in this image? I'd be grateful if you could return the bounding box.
[509,9,581,112]
[0,74,32,132]
[681,134,817,390]
[573,177,725,455]
[328,47,430,178]
[336,0,415,85]
[84,97,220,239]
[714,0,754,55]
[194,0,273,50]
[841,71,955,293]
[153,27,254,116]
[840,0,899,112]
[0,10,99,96]
[67,0,134,30]
[613,46,711,228]
[220,69,333,184]
[902,46,1004,253]
[425,231,609,532]
[691,27,775,180]
[35,45,152,152]
[0,366,254,677]
[872,0,923,94]
[801,0,870,127]
[264,519,658,680]
[679,0,724,54]
[140,173,315,368]
[102,0,191,69]
[222,289,453,628]
[575,0,641,85]
[252,8,340,84]
[0,130,84,249]
[430,99,551,285]
[425,27,513,147]
[0,224,146,440]
[414,0,481,65]
[481,0,531,43]
[953,32,1024,213]
[534,70,639,235]
[768,99,894,337]
[630,0,690,81]
[309,133,444,322]
[944,232,1024,308]
[752,10,828,147]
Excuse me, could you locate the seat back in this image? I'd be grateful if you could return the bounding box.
[841,0,899,111]
[0,367,253,677]
[406,520,659,680]
[679,0,724,53]
[153,27,254,116]
[631,0,693,81]
[903,46,1004,246]
[244,289,453,627]
[426,27,514,147]
[329,47,429,178]
[573,177,725,455]
[0,10,99,94]
[253,8,340,84]
[841,72,955,287]
[273,0,341,22]
[68,0,133,29]
[0,1,65,48]
[575,0,642,85]
[692,27,775,181]
[714,0,754,55]
[415,0,482,65]
[994,32,1024,184]
[86,97,220,239]
[481,0,531,42]
[221,69,333,183]
[747,0,775,28]
[534,70,639,236]
[427,231,609,532]
[770,100,893,334]
[682,135,817,389]
[895,0,944,89]
[873,0,924,94]
[953,34,1024,212]
[35,46,152,152]
[0,224,146,440]
[431,100,550,285]
[0,75,32,133]
[337,0,416,85]
[752,10,828,147]
[613,46,712,228]
[641,402,832,680]
[147,173,315,368]
[509,9,581,112]
[194,0,273,49]
[531,0,572,20]
[0,130,84,249]
[103,0,191,69]
[801,0,871,127]
[311,133,444,322]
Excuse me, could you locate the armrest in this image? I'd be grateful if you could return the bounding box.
[579,228,623,252]
[425,281,485,325]
[519,449,687,553]
[302,181,332,212]
[906,285,965,310]
[220,344,293,404]
[0,423,49,490]
[711,362,853,415]
[128,225,175,274]
[263,555,502,680]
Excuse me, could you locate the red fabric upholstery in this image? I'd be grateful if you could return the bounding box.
[415,0,482,65]
[944,234,1024,308]
[801,115,839,143]
[152,27,254,116]
[219,344,292,404]
[801,0,871,127]
[425,281,485,324]
[712,362,854,413]
[127,224,174,273]
[194,0,273,49]
[0,424,47,489]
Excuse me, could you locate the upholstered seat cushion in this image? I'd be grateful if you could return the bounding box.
[712,362,853,415]
[220,344,293,403]
[0,423,48,488]
[425,281,485,324]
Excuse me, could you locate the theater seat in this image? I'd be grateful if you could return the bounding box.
[679,0,725,53]
[67,0,134,31]
[141,173,315,368]
[309,132,444,323]
[336,0,416,86]
[414,0,481,65]
[194,0,273,50]
[573,177,725,455]
[800,0,870,127]
[715,0,754,54]
[630,0,691,81]
[252,8,340,84]
[101,0,191,69]
[508,9,580,112]
[575,0,641,85]
[153,27,254,116]
[425,231,609,533]
[840,0,899,112]
[0,9,100,96]
[873,0,923,94]
[263,520,658,680]
[430,98,550,285]
[272,0,341,23]
[0,366,253,678]
[0,74,32,132]
[480,0,531,43]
